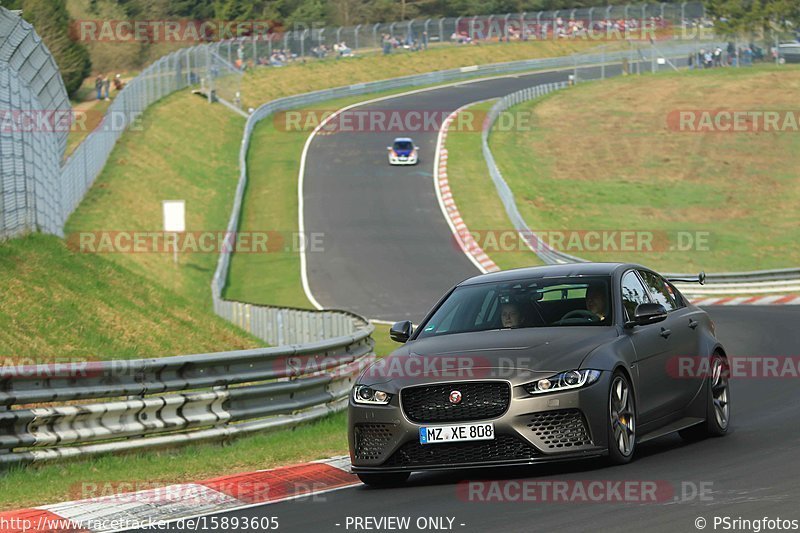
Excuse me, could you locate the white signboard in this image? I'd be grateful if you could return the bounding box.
[162,200,185,233]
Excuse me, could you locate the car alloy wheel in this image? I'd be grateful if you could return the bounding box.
[608,373,635,463]
[680,353,731,440]
[711,356,730,430]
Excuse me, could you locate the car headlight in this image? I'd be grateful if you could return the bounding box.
[523,369,601,395]
[353,385,392,405]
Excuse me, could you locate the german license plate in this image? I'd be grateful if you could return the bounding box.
[419,422,495,444]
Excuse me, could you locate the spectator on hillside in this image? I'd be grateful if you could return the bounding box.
[102,75,111,100]
[713,47,722,67]
[95,74,103,100]
[113,74,124,91]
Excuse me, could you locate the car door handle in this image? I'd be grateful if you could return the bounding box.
[660,328,672,339]
[688,319,699,329]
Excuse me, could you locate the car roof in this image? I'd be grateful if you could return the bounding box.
[393,137,414,142]
[458,262,650,286]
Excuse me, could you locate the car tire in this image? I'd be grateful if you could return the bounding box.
[607,371,636,465]
[357,472,410,488]
[679,353,730,441]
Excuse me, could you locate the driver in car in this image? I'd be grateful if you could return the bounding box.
[585,284,609,323]
[500,301,526,328]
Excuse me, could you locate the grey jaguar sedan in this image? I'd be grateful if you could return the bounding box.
[348,263,730,486]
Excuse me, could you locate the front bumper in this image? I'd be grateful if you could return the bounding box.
[388,154,418,165]
[348,375,611,473]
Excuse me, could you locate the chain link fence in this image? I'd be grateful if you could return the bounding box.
[0,8,70,237]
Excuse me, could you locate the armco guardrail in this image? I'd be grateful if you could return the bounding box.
[0,329,374,465]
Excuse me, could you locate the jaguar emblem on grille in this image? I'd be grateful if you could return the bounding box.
[449,390,462,404]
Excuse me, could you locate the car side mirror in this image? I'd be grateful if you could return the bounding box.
[386,146,392,150]
[389,320,413,343]
[626,303,668,328]
[414,146,420,150]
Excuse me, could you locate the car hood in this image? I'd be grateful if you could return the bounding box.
[359,327,618,387]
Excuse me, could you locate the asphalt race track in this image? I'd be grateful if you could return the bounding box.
[138,305,800,533]
[303,63,642,322]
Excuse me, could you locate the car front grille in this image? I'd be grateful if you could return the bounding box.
[353,424,394,461]
[383,434,538,467]
[401,381,510,423]
[527,409,593,449]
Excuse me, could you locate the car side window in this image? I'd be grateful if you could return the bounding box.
[621,271,650,319]
[638,271,678,312]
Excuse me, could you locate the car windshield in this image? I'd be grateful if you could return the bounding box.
[393,141,413,150]
[416,276,613,339]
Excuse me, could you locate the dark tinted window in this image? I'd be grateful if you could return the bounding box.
[393,141,413,150]
[639,270,678,312]
[621,271,650,319]
[416,276,613,339]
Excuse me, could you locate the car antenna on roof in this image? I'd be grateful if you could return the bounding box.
[667,271,706,285]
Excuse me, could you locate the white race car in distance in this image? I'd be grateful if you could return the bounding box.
[387,138,419,165]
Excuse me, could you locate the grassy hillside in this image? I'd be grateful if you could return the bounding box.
[65,91,246,311]
[241,39,613,108]
[0,235,258,361]
[486,66,800,272]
